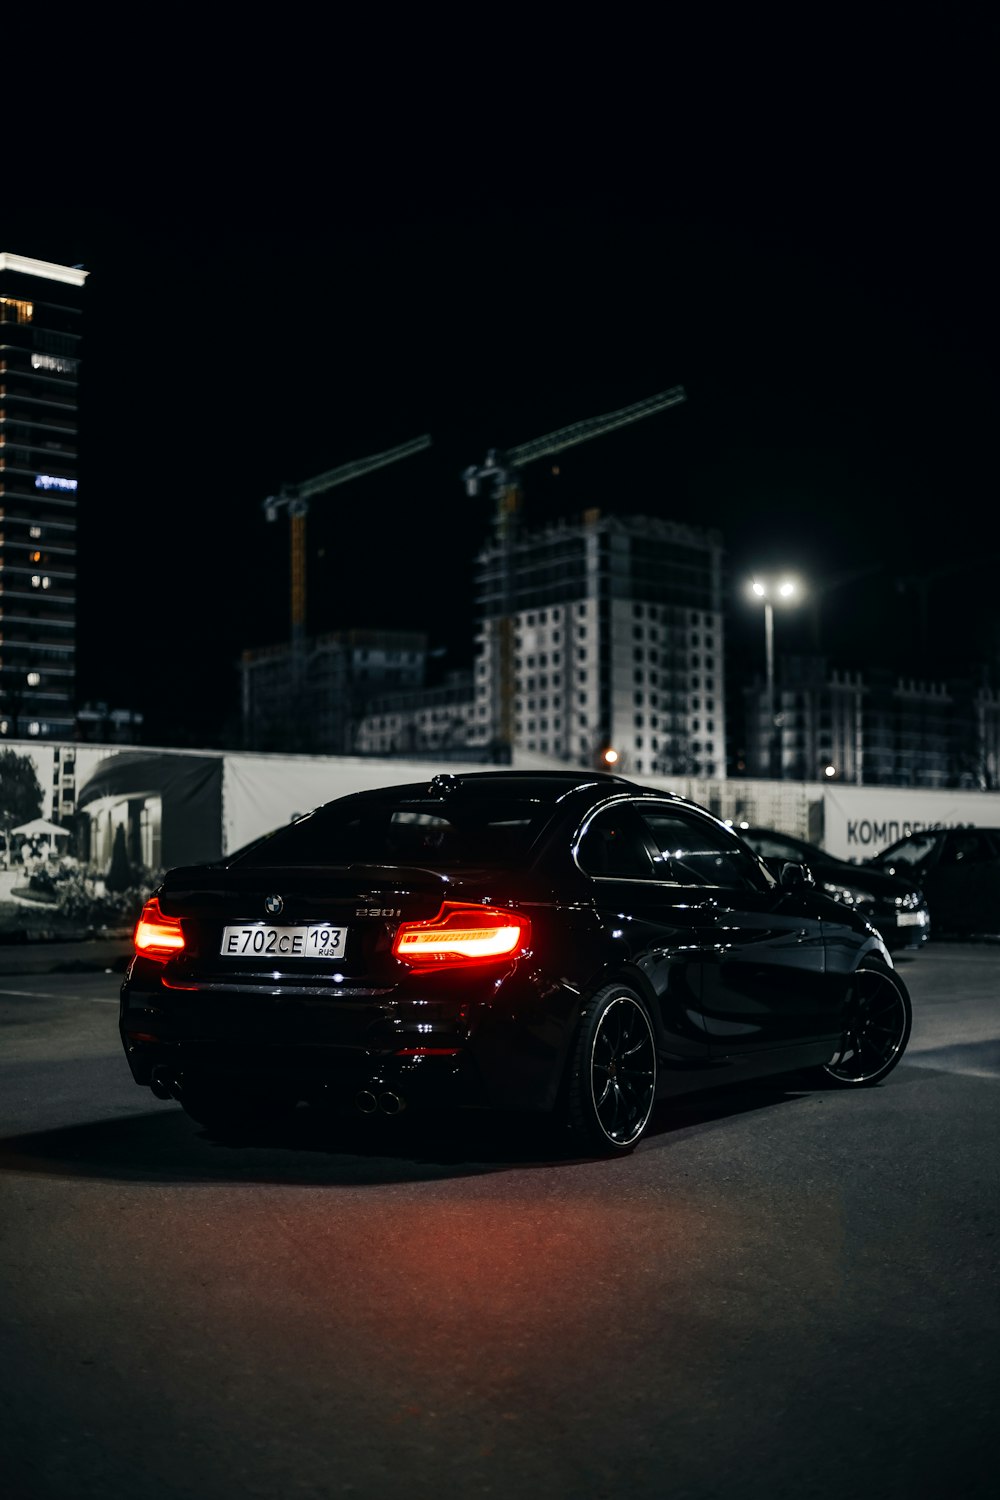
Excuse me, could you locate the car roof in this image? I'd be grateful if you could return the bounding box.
[329,771,683,807]
[879,827,1000,848]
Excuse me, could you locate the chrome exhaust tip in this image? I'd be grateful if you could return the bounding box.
[150,1066,179,1101]
[355,1089,379,1115]
[378,1091,406,1116]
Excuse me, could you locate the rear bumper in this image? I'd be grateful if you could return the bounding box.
[119,955,578,1113]
[882,910,931,950]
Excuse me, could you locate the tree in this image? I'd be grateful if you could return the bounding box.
[105,823,134,894]
[0,749,44,861]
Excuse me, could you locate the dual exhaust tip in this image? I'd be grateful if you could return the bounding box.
[355,1088,406,1116]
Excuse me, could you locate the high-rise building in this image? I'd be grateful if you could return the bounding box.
[471,509,728,777]
[0,252,87,740]
[240,628,430,754]
[742,654,1000,787]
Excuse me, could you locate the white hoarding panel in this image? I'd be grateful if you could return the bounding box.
[822,784,998,860]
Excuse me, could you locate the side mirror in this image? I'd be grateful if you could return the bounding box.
[780,860,815,889]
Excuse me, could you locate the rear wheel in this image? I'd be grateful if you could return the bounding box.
[563,984,657,1154]
[819,958,912,1087]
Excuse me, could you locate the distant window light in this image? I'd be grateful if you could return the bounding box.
[31,575,41,587]
[0,297,33,324]
[31,353,78,374]
[28,721,41,735]
[27,671,41,686]
[34,474,77,492]
[29,526,42,539]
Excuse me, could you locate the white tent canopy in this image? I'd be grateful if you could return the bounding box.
[10,818,71,839]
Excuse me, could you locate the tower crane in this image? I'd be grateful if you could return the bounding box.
[461,386,687,760]
[264,433,432,667]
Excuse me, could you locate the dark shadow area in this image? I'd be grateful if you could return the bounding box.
[0,1079,812,1186]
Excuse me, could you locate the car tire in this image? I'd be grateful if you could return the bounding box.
[817,957,912,1087]
[563,983,657,1154]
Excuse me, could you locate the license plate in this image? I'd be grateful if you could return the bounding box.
[896,911,927,927]
[220,924,347,959]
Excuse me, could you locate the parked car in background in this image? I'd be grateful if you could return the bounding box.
[736,826,930,952]
[866,826,1000,936]
[120,772,913,1156]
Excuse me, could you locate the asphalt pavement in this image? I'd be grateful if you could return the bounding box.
[0,934,132,975]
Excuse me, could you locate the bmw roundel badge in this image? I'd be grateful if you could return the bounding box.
[264,893,284,916]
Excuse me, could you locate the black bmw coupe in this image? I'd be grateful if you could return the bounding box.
[120,771,912,1155]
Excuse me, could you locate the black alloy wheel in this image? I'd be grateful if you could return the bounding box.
[820,958,913,1087]
[565,984,657,1154]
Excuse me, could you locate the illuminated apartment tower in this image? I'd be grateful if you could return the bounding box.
[472,509,727,776]
[0,253,86,739]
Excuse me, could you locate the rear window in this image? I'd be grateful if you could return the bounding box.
[229,796,551,870]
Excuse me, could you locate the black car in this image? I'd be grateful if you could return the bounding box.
[120,771,912,1156]
[736,826,930,952]
[867,826,1000,935]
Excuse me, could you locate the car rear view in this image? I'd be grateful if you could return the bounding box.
[119,775,576,1132]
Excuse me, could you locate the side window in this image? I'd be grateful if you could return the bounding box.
[882,833,940,870]
[640,808,762,890]
[577,807,656,879]
[940,830,995,866]
[746,832,798,862]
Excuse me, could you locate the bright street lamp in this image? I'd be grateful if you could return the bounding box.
[748,576,803,778]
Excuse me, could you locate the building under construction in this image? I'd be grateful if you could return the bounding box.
[470,509,728,776]
[240,629,429,755]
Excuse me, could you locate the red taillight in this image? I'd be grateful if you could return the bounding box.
[134,897,185,959]
[391,902,529,964]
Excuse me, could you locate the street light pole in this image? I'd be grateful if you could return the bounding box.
[750,577,800,779]
[763,599,775,777]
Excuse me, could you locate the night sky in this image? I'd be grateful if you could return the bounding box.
[5,12,996,747]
